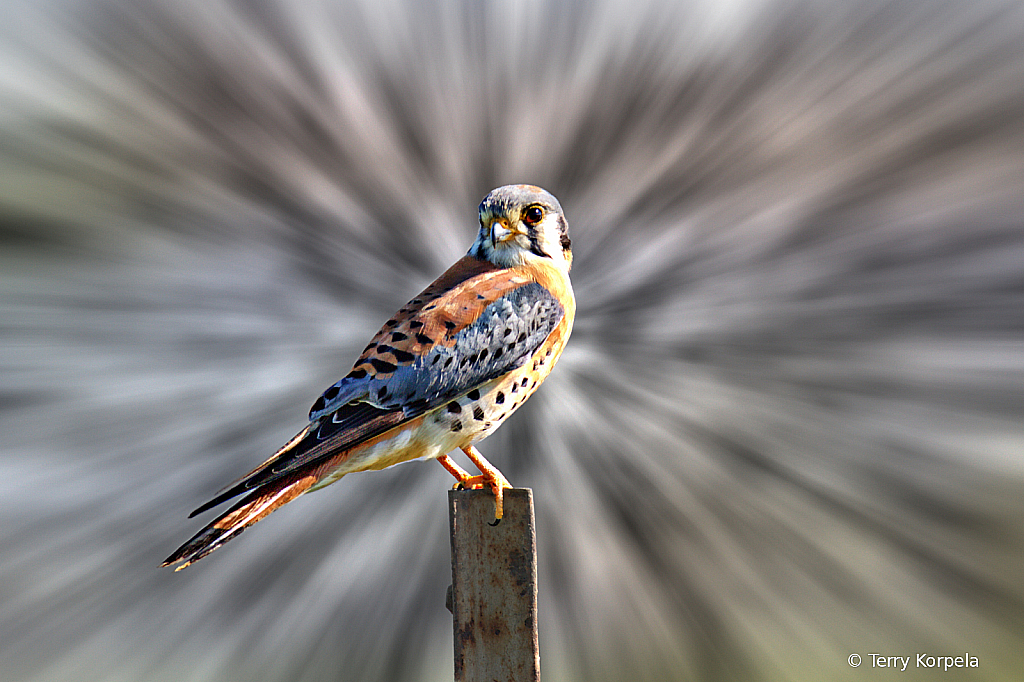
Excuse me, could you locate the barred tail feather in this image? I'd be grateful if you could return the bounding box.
[162,473,319,571]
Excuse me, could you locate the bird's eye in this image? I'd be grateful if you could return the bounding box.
[523,206,544,225]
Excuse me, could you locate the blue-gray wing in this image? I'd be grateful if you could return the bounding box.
[191,281,563,515]
[323,281,563,418]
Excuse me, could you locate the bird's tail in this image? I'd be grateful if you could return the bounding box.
[161,472,319,571]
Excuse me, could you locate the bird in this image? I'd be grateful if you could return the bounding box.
[162,185,575,571]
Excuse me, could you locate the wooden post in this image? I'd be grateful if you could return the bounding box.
[447,488,540,682]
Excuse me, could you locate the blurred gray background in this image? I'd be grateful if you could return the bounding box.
[2,0,1023,680]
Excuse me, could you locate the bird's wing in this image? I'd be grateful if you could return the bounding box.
[189,256,564,516]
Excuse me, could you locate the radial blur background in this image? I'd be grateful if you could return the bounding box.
[2,0,1023,680]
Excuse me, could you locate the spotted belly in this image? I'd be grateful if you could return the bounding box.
[423,323,568,449]
[309,327,568,491]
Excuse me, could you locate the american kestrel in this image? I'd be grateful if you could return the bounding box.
[163,185,574,570]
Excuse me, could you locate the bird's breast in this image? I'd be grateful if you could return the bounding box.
[420,317,571,446]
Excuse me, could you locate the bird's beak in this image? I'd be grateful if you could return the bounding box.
[491,219,516,243]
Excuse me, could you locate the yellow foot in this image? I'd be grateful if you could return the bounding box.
[454,474,490,490]
[437,455,487,489]
[436,449,513,525]
[461,445,512,526]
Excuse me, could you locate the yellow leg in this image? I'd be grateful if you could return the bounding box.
[461,445,512,524]
[438,453,473,484]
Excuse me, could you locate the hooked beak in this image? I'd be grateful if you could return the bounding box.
[490,219,516,244]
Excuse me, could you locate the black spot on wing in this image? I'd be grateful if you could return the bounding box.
[391,348,416,363]
[310,375,367,419]
[316,282,563,423]
[370,358,398,374]
[360,282,563,414]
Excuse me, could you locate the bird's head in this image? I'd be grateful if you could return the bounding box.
[470,185,572,271]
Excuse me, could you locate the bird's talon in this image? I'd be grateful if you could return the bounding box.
[440,447,513,524]
[458,474,490,490]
